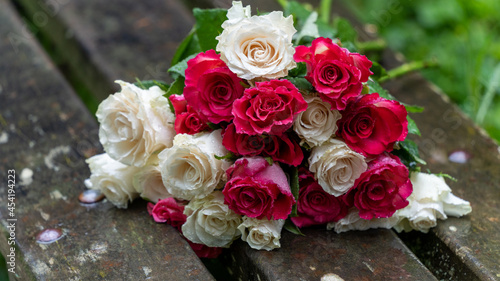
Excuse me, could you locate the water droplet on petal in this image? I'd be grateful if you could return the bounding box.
[448,150,471,164]
[79,189,105,204]
[36,228,63,244]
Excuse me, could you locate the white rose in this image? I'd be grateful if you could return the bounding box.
[84,153,140,208]
[133,164,172,203]
[182,191,242,248]
[293,95,342,148]
[223,1,251,26]
[158,130,230,201]
[238,217,285,251]
[216,1,296,80]
[327,208,399,233]
[309,139,367,196]
[97,81,176,167]
[394,173,472,233]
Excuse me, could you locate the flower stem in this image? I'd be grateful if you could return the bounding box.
[319,0,333,24]
[276,0,288,9]
[379,60,438,83]
[356,39,387,52]
[476,63,500,124]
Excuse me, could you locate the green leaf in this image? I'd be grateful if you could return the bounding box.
[288,62,307,77]
[407,115,421,136]
[170,28,202,67]
[392,139,426,172]
[434,172,457,182]
[207,122,222,130]
[214,152,236,161]
[284,1,313,28]
[405,104,425,113]
[134,79,170,92]
[193,8,227,51]
[265,157,274,166]
[294,11,320,45]
[290,166,299,217]
[401,139,426,164]
[168,53,198,80]
[287,77,313,92]
[370,61,389,82]
[316,20,337,39]
[340,41,358,52]
[361,84,369,95]
[367,79,396,100]
[333,17,357,43]
[284,219,305,236]
[163,76,185,114]
[166,76,185,96]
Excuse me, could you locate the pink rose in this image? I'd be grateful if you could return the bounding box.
[232,79,307,135]
[223,157,295,220]
[344,153,412,220]
[187,241,223,259]
[183,50,245,124]
[169,95,210,134]
[294,37,373,110]
[337,93,408,157]
[222,123,304,166]
[291,169,348,228]
[147,197,186,230]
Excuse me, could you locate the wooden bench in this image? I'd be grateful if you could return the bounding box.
[1,0,498,280]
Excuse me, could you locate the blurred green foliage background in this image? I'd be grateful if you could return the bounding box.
[343,0,500,141]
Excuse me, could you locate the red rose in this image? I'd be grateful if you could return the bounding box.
[184,49,245,124]
[169,95,210,134]
[344,153,412,219]
[223,157,295,220]
[147,198,186,230]
[337,93,408,157]
[294,37,373,110]
[222,123,303,166]
[232,79,307,135]
[291,169,348,228]
[187,241,223,259]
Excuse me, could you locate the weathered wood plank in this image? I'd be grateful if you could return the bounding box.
[14,0,195,101]
[0,0,214,279]
[224,228,437,281]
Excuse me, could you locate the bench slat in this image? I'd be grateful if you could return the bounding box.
[224,228,437,281]
[0,0,214,279]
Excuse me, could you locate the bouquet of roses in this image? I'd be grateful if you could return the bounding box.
[84,1,471,258]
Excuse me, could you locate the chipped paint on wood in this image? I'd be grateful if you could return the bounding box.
[50,190,68,201]
[20,168,34,186]
[44,145,71,171]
